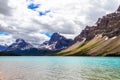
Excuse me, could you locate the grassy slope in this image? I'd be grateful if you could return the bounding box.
[57,35,120,56]
[56,39,85,56]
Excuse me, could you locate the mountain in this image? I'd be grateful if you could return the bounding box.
[117,5,120,12]
[39,32,74,50]
[5,38,35,55]
[75,8,120,41]
[4,38,59,56]
[6,38,34,51]
[1,6,120,56]
[57,5,120,56]
[0,44,8,52]
[1,33,74,55]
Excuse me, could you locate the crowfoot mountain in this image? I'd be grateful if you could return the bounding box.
[58,6,120,56]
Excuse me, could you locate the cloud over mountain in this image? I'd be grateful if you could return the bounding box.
[0,0,119,46]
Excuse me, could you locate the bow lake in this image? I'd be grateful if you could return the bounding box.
[0,57,120,80]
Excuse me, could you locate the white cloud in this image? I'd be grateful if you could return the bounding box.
[0,0,119,46]
[0,34,13,45]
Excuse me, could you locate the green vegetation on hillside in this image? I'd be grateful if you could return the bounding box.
[56,36,120,56]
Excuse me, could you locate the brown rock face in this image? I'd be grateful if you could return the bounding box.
[117,5,120,12]
[75,6,120,42]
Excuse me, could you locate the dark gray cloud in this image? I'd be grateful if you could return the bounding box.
[0,0,12,16]
[32,18,76,34]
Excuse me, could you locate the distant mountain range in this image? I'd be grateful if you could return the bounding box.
[0,33,74,56]
[0,6,120,56]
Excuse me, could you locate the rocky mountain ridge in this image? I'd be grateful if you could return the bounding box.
[75,6,120,42]
[58,5,120,56]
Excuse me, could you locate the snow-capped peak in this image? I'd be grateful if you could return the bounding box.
[6,38,34,51]
[39,32,74,50]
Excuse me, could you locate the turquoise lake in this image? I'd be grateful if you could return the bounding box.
[0,57,120,80]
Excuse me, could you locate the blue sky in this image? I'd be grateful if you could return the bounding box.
[39,10,50,16]
[27,3,50,16]
[0,32,9,36]
[44,32,52,38]
[28,3,40,10]
[40,32,52,38]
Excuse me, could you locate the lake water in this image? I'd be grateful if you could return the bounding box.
[0,57,120,80]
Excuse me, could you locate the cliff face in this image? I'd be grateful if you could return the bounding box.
[58,6,120,56]
[75,6,120,41]
[117,5,120,12]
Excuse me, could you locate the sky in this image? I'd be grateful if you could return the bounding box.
[0,0,120,46]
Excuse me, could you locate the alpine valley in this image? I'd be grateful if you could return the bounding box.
[0,6,120,56]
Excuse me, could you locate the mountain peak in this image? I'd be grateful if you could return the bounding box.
[49,32,64,44]
[52,32,61,37]
[16,38,25,43]
[39,32,74,50]
[6,38,34,52]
